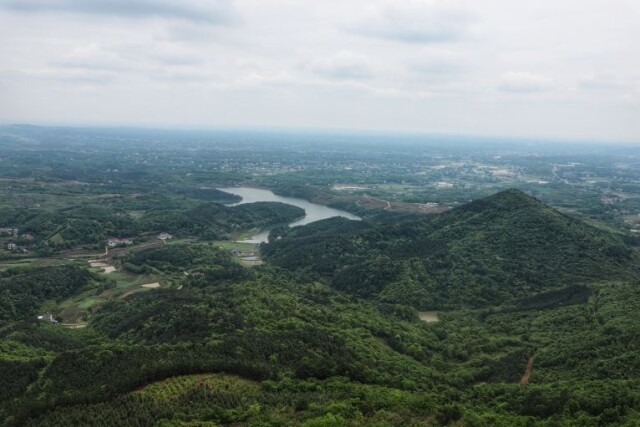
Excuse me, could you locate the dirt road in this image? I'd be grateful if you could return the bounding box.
[519,356,535,384]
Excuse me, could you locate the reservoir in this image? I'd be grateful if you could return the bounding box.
[217,187,361,243]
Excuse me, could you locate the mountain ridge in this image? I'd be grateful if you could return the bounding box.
[263,188,637,308]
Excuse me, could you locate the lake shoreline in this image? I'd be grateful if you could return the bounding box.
[217,186,361,243]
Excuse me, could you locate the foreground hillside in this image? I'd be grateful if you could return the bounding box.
[1,190,639,426]
[2,272,639,426]
[263,189,637,308]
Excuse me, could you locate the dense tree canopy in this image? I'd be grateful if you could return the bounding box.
[1,189,639,426]
[264,190,638,308]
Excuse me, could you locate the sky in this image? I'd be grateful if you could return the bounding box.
[1,0,639,142]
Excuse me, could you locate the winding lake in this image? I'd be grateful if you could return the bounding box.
[217,187,361,243]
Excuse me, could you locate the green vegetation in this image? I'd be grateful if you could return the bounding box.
[125,243,242,274]
[1,126,640,426]
[0,266,97,324]
[3,272,640,426]
[0,199,303,250]
[264,190,637,308]
[141,201,304,240]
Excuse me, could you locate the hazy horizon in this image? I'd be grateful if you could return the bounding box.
[3,122,640,148]
[1,1,639,142]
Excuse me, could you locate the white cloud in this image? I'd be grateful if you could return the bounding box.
[577,74,628,92]
[348,0,474,44]
[308,52,375,81]
[52,43,131,72]
[12,66,118,84]
[498,71,552,93]
[0,0,237,24]
[407,49,470,80]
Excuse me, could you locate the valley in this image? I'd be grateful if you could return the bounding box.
[0,126,639,426]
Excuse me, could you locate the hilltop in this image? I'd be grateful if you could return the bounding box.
[263,189,637,308]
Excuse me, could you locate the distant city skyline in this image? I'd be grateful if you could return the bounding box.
[1,0,639,142]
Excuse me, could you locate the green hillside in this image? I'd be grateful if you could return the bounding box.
[263,189,638,308]
[140,201,305,239]
[3,268,640,426]
[2,189,640,426]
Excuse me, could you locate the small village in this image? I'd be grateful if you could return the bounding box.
[1,227,35,254]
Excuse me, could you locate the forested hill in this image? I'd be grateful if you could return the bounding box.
[0,266,96,324]
[263,189,638,308]
[142,201,305,238]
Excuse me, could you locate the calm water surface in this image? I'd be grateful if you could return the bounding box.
[218,187,361,243]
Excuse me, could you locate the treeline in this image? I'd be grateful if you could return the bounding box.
[0,199,304,249]
[18,376,438,427]
[174,187,241,203]
[141,201,303,239]
[124,243,248,283]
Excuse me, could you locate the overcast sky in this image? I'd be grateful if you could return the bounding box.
[1,0,639,142]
